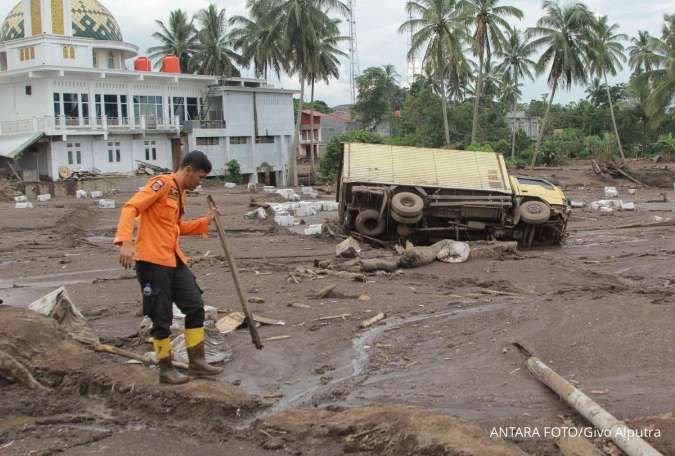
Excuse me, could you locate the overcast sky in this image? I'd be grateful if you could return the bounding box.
[2,0,673,106]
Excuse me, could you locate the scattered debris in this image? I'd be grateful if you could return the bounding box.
[304,224,323,236]
[315,284,337,299]
[15,202,33,209]
[90,191,103,199]
[216,311,246,334]
[28,287,99,346]
[245,207,269,220]
[76,190,87,199]
[225,182,237,189]
[647,193,668,203]
[37,194,51,202]
[317,313,352,321]
[336,237,361,258]
[98,199,116,209]
[593,160,647,187]
[248,297,266,304]
[288,303,311,309]
[604,186,619,198]
[360,312,385,329]
[14,195,27,202]
[358,294,371,302]
[264,335,291,342]
[570,200,586,208]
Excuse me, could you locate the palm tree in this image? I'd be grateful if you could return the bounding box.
[496,26,535,156]
[627,31,659,75]
[400,0,466,147]
[306,18,348,181]
[527,0,594,167]
[148,10,199,72]
[623,75,662,154]
[461,0,523,145]
[192,5,241,77]
[646,15,675,124]
[230,0,285,80]
[586,15,627,159]
[382,64,401,135]
[271,0,350,185]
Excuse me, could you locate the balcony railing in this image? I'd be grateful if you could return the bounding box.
[0,115,229,136]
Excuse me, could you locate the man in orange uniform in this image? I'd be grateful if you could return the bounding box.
[114,151,222,384]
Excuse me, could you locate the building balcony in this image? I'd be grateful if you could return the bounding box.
[0,115,183,137]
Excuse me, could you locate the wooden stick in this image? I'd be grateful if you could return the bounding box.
[360,312,385,329]
[95,344,189,370]
[315,284,336,299]
[208,195,263,350]
[316,313,352,321]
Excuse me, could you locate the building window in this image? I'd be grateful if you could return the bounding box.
[144,141,157,161]
[68,150,73,164]
[196,137,219,146]
[62,45,75,59]
[19,46,35,61]
[256,136,274,144]
[108,142,121,162]
[63,93,79,120]
[76,150,81,164]
[81,94,89,121]
[0,52,7,71]
[186,97,198,120]
[230,136,248,145]
[107,51,115,69]
[172,97,185,122]
[92,50,98,68]
[25,86,32,96]
[134,96,164,125]
[104,94,118,120]
[53,93,61,117]
[67,143,81,165]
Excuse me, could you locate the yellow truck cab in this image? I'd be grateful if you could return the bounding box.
[337,143,569,247]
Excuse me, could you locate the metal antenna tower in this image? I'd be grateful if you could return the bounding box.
[348,0,360,105]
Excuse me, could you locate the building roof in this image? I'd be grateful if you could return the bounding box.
[1,0,123,43]
[302,109,353,125]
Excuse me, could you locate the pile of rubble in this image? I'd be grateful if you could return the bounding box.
[572,186,638,215]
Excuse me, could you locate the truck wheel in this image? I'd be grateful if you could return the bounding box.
[391,210,422,225]
[392,192,424,217]
[355,209,386,237]
[519,200,551,225]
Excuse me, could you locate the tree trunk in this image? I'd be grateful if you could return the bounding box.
[438,52,450,147]
[604,73,625,160]
[309,79,316,184]
[531,80,558,168]
[511,98,518,158]
[290,74,304,186]
[471,47,485,145]
[642,117,647,157]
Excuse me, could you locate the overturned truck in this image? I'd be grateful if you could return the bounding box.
[337,143,569,247]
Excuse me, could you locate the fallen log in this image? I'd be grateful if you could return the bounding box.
[315,284,337,299]
[515,343,663,456]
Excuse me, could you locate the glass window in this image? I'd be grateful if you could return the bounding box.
[104,94,118,119]
[120,95,128,120]
[81,94,89,120]
[63,93,79,118]
[107,52,114,69]
[134,96,164,125]
[186,97,198,120]
[255,136,274,144]
[92,50,98,68]
[53,93,61,117]
[116,149,121,162]
[173,97,185,122]
[95,94,102,118]
[197,137,219,146]
[108,149,113,162]
[145,147,149,161]
[76,150,81,164]
[152,147,157,160]
[230,137,248,145]
[68,150,73,165]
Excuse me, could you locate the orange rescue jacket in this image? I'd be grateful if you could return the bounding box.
[114,173,208,267]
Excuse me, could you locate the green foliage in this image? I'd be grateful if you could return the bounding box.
[293,99,334,114]
[352,66,404,131]
[320,131,385,181]
[651,133,675,158]
[467,143,494,152]
[226,159,243,183]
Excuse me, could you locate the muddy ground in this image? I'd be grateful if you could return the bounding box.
[1,160,674,455]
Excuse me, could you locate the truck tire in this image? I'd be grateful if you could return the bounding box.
[519,200,551,225]
[355,209,386,237]
[392,192,424,217]
[391,210,422,225]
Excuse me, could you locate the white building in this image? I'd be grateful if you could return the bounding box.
[506,112,540,140]
[0,0,296,186]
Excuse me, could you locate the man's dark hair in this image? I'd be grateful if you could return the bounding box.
[180,150,212,174]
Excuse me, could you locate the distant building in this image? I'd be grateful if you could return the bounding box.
[297,109,356,182]
[0,0,297,186]
[506,112,540,140]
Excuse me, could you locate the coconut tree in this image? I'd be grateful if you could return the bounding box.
[496,26,535,156]
[400,0,466,146]
[148,9,199,72]
[306,18,348,181]
[460,0,523,145]
[229,0,286,79]
[271,0,350,185]
[627,31,659,75]
[586,15,627,159]
[527,0,594,167]
[192,5,241,77]
[646,15,675,124]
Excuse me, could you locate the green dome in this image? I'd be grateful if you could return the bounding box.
[1,0,123,43]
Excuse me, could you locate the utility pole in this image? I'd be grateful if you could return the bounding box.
[406,9,417,86]
[348,0,360,105]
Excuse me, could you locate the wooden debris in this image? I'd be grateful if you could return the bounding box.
[360,312,385,329]
[315,284,337,299]
[264,335,291,342]
[317,314,352,321]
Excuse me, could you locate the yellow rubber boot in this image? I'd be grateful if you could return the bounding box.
[185,328,223,377]
[153,338,189,385]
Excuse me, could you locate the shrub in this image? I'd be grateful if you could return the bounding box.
[225,159,242,184]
